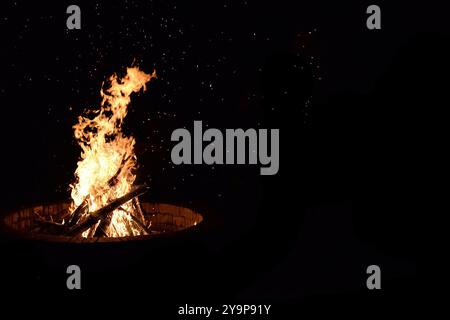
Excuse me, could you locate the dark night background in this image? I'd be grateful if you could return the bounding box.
[0,0,438,315]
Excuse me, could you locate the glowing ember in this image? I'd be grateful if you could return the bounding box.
[67,66,156,238]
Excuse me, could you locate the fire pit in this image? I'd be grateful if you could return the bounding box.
[10,66,204,241]
[0,65,210,294]
[2,202,203,243]
[0,201,207,295]
[0,65,212,297]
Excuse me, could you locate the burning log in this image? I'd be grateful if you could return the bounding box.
[93,212,113,237]
[123,217,134,236]
[118,206,149,235]
[32,210,67,235]
[132,197,148,227]
[34,219,66,233]
[86,224,99,238]
[67,185,149,236]
[129,215,149,235]
[67,198,88,227]
[107,155,131,188]
[93,155,132,237]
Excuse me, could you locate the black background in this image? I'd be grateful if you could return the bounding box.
[0,0,435,315]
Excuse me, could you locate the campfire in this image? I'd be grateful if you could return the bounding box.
[66,66,156,238]
[2,66,203,240]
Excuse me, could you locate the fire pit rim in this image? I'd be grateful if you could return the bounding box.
[1,201,204,243]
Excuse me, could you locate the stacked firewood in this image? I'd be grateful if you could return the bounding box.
[32,185,150,237]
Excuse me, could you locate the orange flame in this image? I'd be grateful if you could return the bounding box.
[69,66,156,237]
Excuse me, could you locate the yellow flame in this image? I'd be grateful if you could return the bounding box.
[69,66,156,237]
